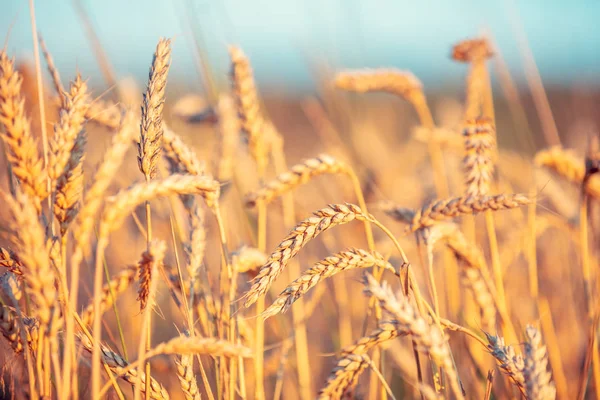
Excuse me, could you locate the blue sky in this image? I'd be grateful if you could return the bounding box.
[2,0,599,93]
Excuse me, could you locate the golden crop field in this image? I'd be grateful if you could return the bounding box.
[0,3,599,400]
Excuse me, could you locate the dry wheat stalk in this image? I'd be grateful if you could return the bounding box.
[244,154,351,207]
[229,45,270,169]
[214,94,239,182]
[48,74,89,192]
[231,246,267,274]
[535,146,600,199]
[138,38,172,180]
[1,191,58,330]
[523,326,556,400]
[412,126,463,150]
[262,248,395,319]
[242,203,373,307]
[0,52,47,205]
[78,334,170,399]
[0,247,23,275]
[334,68,423,103]
[138,240,167,310]
[363,273,464,399]
[463,116,495,196]
[485,332,526,394]
[80,265,137,327]
[409,193,530,232]
[54,129,86,235]
[318,353,371,399]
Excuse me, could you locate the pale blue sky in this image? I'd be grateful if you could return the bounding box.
[2,0,599,93]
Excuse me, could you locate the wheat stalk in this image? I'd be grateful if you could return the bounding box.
[242,203,373,307]
[138,38,172,180]
[262,248,395,319]
[409,193,530,232]
[0,52,47,206]
[244,154,351,207]
[523,326,556,400]
[214,94,239,183]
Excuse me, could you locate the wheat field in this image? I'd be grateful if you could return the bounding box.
[0,6,599,400]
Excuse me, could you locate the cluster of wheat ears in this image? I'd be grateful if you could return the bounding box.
[0,25,599,400]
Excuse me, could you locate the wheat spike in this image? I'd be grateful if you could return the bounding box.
[262,248,395,319]
[409,193,530,232]
[242,203,373,308]
[452,38,493,62]
[78,334,170,399]
[0,247,23,275]
[244,154,351,207]
[138,38,172,180]
[80,265,137,327]
[138,240,167,311]
[341,322,403,356]
[229,45,270,169]
[0,52,47,206]
[363,273,464,399]
[318,354,371,399]
[48,74,89,191]
[463,116,496,196]
[523,326,556,400]
[54,129,86,235]
[231,246,267,274]
[163,125,204,177]
[335,68,423,101]
[485,332,526,394]
[145,336,253,360]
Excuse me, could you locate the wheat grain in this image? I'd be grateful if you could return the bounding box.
[138,38,172,180]
[242,203,373,307]
[262,248,395,319]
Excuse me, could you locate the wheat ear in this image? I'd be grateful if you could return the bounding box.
[0,52,47,206]
[262,248,395,319]
[244,154,351,207]
[409,193,530,232]
[231,246,268,274]
[463,116,495,196]
[242,203,373,307]
[523,326,556,400]
[138,37,172,180]
[0,247,23,275]
[318,354,371,399]
[485,332,526,395]
[137,240,167,311]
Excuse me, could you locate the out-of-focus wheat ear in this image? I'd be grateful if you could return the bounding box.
[378,200,416,224]
[242,203,373,308]
[48,74,89,193]
[138,37,172,180]
[214,94,239,183]
[228,45,269,171]
[0,190,58,332]
[244,154,351,207]
[340,322,403,357]
[144,336,253,360]
[79,265,137,327]
[231,246,267,274]
[318,353,371,399]
[54,129,86,235]
[334,68,423,102]
[0,52,47,208]
[484,332,526,395]
[0,247,24,275]
[0,304,26,353]
[451,38,493,119]
[535,146,600,199]
[262,248,395,319]
[408,193,530,232]
[77,334,170,399]
[463,116,496,197]
[523,326,557,400]
[137,240,167,311]
[163,125,204,177]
